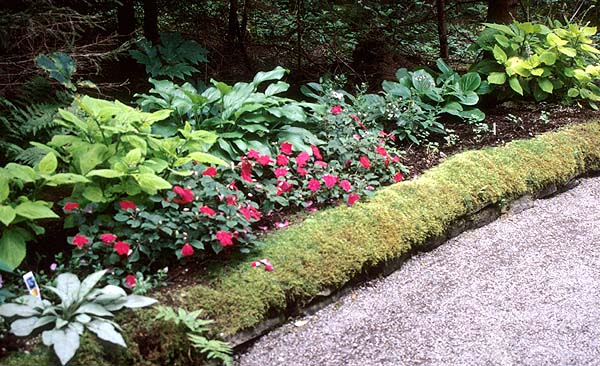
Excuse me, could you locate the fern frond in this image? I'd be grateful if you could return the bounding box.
[15,146,48,166]
[188,334,233,366]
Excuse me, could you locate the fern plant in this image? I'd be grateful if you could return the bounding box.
[154,305,233,365]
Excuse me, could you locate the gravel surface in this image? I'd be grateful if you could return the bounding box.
[237,177,600,366]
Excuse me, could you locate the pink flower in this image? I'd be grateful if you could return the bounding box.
[311,145,322,160]
[182,243,194,257]
[239,206,252,221]
[199,206,216,217]
[376,146,388,157]
[296,151,310,167]
[216,231,234,246]
[276,180,292,195]
[297,167,307,176]
[394,172,404,183]
[251,261,261,267]
[227,181,239,191]
[125,275,136,288]
[331,105,343,115]
[264,263,274,272]
[173,186,194,204]
[308,179,321,192]
[274,167,289,178]
[280,142,293,155]
[315,160,327,168]
[256,154,272,166]
[340,180,352,192]
[350,114,360,122]
[202,167,217,177]
[393,156,401,163]
[276,154,289,166]
[72,235,89,249]
[353,134,361,141]
[226,195,237,206]
[248,205,261,220]
[114,241,130,256]
[120,200,136,210]
[241,160,253,182]
[359,156,371,169]
[63,202,79,212]
[275,221,289,229]
[247,149,261,159]
[100,233,117,244]
[347,193,360,206]
[322,175,338,188]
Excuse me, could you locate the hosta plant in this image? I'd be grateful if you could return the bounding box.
[0,270,157,365]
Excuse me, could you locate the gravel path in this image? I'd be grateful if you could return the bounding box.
[237,177,600,366]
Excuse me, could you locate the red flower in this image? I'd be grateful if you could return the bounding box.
[248,205,261,220]
[311,145,322,160]
[274,167,289,178]
[276,180,292,195]
[264,263,274,272]
[297,167,307,176]
[216,231,233,246]
[340,179,352,192]
[331,105,343,115]
[247,149,261,159]
[114,241,130,256]
[251,261,260,267]
[63,202,79,212]
[256,155,272,166]
[393,156,401,163]
[181,243,194,257]
[199,206,216,217]
[394,172,404,183]
[276,154,289,166]
[226,195,237,206]
[376,146,388,157]
[120,200,136,210]
[125,275,136,288]
[227,181,239,191]
[173,186,194,204]
[280,142,293,155]
[350,114,360,122]
[359,156,371,169]
[101,233,117,244]
[315,160,327,168]
[241,160,253,182]
[296,151,310,167]
[322,175,338,188]
[347,193,360,206]
[72,235,89,249]
[239,206,252,221]
[308,179,321,192]
[202,167,217,177]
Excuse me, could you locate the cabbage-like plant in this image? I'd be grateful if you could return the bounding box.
[0,270,157,365]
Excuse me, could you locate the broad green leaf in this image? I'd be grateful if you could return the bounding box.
[4,163,36,183]
[558,47,577,57]
[10,317,40,337]
[567,88,580,98]
[573,69,592,83]
[0,303,40,317]
[538,78,554,94]
[252,66,288,86]
[86,169,124,179]
[533,86,548,102]
[530,68,544,76]
[186,152,228,166]
[493,34,510,48]
[46,173,90,186]
[492,45,508,64]
[580,43,600,54]
[488,72,507,85]
[457,91,479,106]
[458,72,481,92]
[35,152,57,175]
[264,81,290,96]
[87,319,126,347]
[539,51,557,65]
[547,32,568,47]
[79,144,109,175]
[483,23,515,36]
[0,205,16,226]
[123,148,143,167]
[133,173,172,194]
[411,70,436,93]
[508,77,523,95]
[0,175,8,202]
[15,201,58,220]
[83,185,105,202]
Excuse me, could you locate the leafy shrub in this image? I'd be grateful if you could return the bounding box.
[471,20,600,107]
[0,270,156,365]
[129,32,208,80]
[136,66,323,161]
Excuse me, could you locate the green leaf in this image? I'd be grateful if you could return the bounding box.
[458,73,481,92]
[11,317,40,337]
[0,228,29,269]
[567,88,580,98]
[483,23,516,36]
[79,144,109,175]
[186,152,228,166]
[35,152,57,174]
[76,303,114,317]
[121,295,158,308]
[83,185,106,202]
[492,45,508,64]
[86,169,125,179]
[488,72,507,85]
[558,47,577,57]
[0,205,16,226]
[456,91,479,106]
[538,78,554,94]
[508,77,523,95]
[580,43,600,55]
[0,175,8,202]
[46,173,89,186]
[123,148,143,167]
[264,81,290,96]
[539,51,557,66]
[15,201,58,220]
[133,173,172,195]
[252,66,288,86]
[547,32,568,47]
[411,70,436,93]
[87,319,126,347]
[78,269,107,298]
[0,303,40,317]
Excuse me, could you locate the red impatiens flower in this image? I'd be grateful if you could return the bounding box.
[256,154,272,166]
[340,179,352,192]
[239,206,252,221]
[216,231,234,246]
[72,235,89,248]
[100,233,117,244]
[376,146,388,157]
[308,178,321,192]
[227,181,239,191]
[226,195,237,206]
[114,241,130,256]
[276,154,289,166]
[120,200,136,210]
[297,167,307,176]
[241,160,253,182]
[347,193,360,206]
[63,202,79,212]
[276,180,292,196]
[125,274,136,288]
[296,151,310,167]
[173,186,194,204]
[393,156,401,163]
[322,175,338,188]
[315,160,327,168]
[394,172,404,183]
[311,145,322,160]
[251,261,260,267]
[240,205,261,221]
[202,166,217,177]
[359,156,371,169]
[199,206,216,217]
[182,243,194,257]
[274,167,289,178]
[280,142,293,155]
[247,149,261,159]
[331,105,343,115]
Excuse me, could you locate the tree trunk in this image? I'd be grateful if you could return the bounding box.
[117,0,135,40]
[436,0,448,59]
[228,0,239,45]
[143,0,159,44]
[487,0,518,23]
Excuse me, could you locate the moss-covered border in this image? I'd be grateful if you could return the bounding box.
[5,121,600,366]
